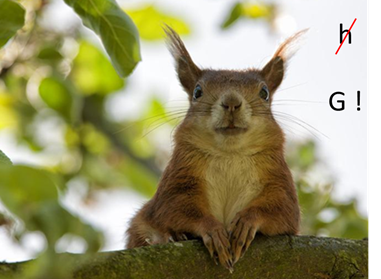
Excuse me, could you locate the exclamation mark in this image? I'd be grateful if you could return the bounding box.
[357,90,361,111]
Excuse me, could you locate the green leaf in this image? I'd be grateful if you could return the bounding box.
[221,2,275,29]
[0,165,103,250]
[0,91,18,129]
[63,0,141,77]
[39,76,75,121]
[242,3,274,19]
[126,5,190,41]
[37,46,64,62]
[0,0,25,48]
[0,165,58,217]
[0,149,12,165]
[71,41,124,95]
[221,3,243,29]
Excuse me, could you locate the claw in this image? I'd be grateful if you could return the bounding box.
[228,230,233,239]
[241,245,247,257]
[201,226,231,270]
[213,254,219,265]
[208,250,214,259]
[228,259,234,269]
[169,236,175,243]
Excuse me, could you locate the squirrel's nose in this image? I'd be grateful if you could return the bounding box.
[221,95,242,112]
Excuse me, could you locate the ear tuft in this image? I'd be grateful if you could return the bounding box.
[163,24,201,96]
[261,29,308,93]
[272,29,308,62]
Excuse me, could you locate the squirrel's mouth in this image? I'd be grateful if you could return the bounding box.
[215,125,248,136]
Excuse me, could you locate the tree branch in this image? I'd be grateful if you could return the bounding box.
[82,95,163,178]
[0,235,367,279]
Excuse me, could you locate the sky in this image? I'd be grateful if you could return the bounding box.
[0,0,367,262]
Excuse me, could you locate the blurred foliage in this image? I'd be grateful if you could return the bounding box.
[221,1,276,29]
[0,149,12,165]
[126,5,190,41]
[0,164,103,250]
[0,0,367,278]
[0,155,103,278]
[39,76,76,122]
[0,0,159,277]
[63,0,141,77]
[0,0,25,47]
[287,141,368,238]
[71,41,124,95]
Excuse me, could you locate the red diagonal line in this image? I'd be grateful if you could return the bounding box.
[335,18,357,55]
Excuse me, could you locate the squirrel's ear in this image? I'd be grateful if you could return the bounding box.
[261,56,285,93]
[260,29,308,93]
[164,25,202,95]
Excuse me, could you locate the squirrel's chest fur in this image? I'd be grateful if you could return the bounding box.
[204,155,263,227]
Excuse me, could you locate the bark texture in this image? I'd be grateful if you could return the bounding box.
[0,235,368,279]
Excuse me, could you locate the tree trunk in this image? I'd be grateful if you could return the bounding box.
[0,235,368,279]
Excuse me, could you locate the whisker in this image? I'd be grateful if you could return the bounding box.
[272,99,325,104]
[112,110,189,135]
[272,111,328,139]
[273,120,306,139]
[169,119,184,140]
[273,115,325,140]
[165,100,216,107]
[140,110,211,139]
[274,115,322,140]
[140,112,207,140]
[252,110,327,140]
[140,117,181,140]
[143,109,210,132]
[276,82,308,93]
[113,104,212,135]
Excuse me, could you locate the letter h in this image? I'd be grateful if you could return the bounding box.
[340,23,352,44]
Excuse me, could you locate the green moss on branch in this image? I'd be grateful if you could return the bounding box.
[0,235,368,279]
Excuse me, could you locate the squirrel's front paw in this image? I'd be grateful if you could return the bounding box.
[201,226,233,272]
[228,211,258,264]
[168,232,188,242]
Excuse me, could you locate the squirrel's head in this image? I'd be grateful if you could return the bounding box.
[165,26,306,153]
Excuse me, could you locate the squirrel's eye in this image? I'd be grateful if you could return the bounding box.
[259,86,269,101]
[193,85,203,100]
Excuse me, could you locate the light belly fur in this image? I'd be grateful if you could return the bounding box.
[205,156,263,227]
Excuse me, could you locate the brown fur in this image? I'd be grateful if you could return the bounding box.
[126,26,305,271]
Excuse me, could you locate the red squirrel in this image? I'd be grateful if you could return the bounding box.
[126,26,305,271]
